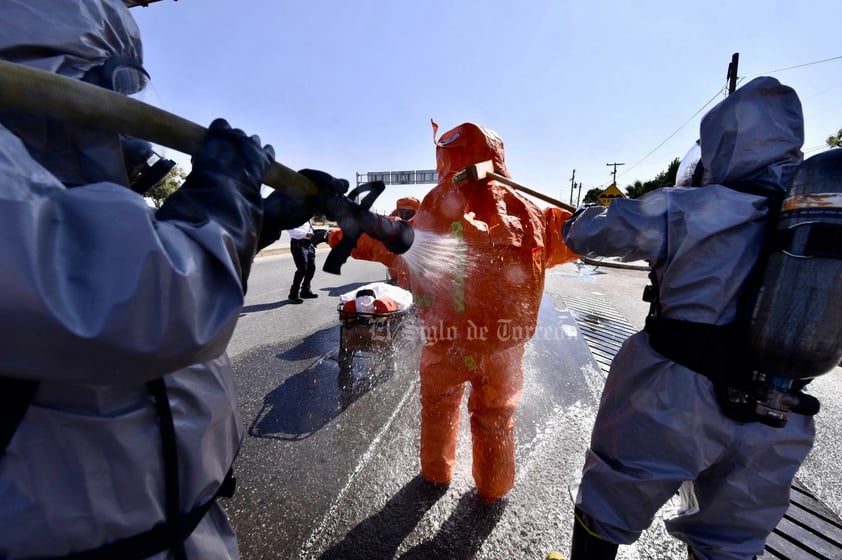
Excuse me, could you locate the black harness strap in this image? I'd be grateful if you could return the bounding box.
[63,473,235,560]
[643,313,762,423]
[147,378,188,560]
[774,222,842,259]
[0,376,39,458]
[644,315,750,386]
[1,375,235,559]
[62,380,236,560]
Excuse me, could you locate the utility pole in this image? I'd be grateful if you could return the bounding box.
[606,162,625,186]
[569,169,576,205]
[576,181,583,207]
[727,52,739,95]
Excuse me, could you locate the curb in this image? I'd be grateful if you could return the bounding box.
[581,256,650,272]
[256,247,290,259]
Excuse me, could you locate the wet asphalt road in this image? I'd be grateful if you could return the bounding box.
[221,251,842,560]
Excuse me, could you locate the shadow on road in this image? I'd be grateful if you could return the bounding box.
[239,278,377,316]
[240,300,287,314]
[247,326,398,440]
[317,475,449,560]
[276,325,337,361]
[316,476,506,560]
[325,280,380,298]
[399,491,507,559]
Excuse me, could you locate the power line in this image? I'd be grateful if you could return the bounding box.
[734,56,842,92]
[753,55,842,77]
[617,85,727,180]
[616,55,842,183]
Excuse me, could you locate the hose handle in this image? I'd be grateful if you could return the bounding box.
[0,60,317,200]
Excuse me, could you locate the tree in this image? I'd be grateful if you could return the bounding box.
[146,165,187,208]
[826,128,842,148]
[579,156,684,205]
[624,157,681,198]
[582,187,603,204]
[625,180,645,199]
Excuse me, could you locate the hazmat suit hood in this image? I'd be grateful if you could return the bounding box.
[0,0,144,187]
[700,76,804,196]
[391,196,420,219]
[433,121,511,185]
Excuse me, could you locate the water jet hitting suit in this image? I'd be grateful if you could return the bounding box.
[561,77,817,560]
[410,122,578,501]
[0,1,348,557]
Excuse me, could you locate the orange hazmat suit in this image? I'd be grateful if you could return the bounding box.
[327,197,419,289]
[411,121,578,502]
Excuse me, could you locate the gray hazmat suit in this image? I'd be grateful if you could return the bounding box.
[562,77,816,559]
[0,1,251,558]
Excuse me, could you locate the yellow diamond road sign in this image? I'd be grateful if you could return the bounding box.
[596,183,625,206]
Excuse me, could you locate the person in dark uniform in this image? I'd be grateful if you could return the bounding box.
[286,220,326,303]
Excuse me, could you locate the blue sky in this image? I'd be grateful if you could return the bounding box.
[132,1,842,213]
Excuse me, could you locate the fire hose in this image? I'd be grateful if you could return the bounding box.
[0,60,413,274]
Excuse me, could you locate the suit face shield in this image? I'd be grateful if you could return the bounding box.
[390,197,420,220]
[675,141,709,187]
[84,59,176,194]
[395,208,416,220]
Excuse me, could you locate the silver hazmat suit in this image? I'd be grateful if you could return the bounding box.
[0,1,244,558]
[562,77,816,560]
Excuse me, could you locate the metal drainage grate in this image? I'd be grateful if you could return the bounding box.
[562,295,638,376]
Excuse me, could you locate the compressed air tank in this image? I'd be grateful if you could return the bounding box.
[749,149,842,379]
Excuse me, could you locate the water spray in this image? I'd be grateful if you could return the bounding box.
[0,60,413,273]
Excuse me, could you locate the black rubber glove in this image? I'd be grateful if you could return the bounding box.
[257,170,347,251]
[311,229,329,246]
[297,169,350,220]
[256,190,314,251]
[157,118,274,289]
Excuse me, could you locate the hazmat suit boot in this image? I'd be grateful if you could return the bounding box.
[569,508,618,560]
[477,492,501,506]
[416,476,450,500]
[300,289,318,299]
